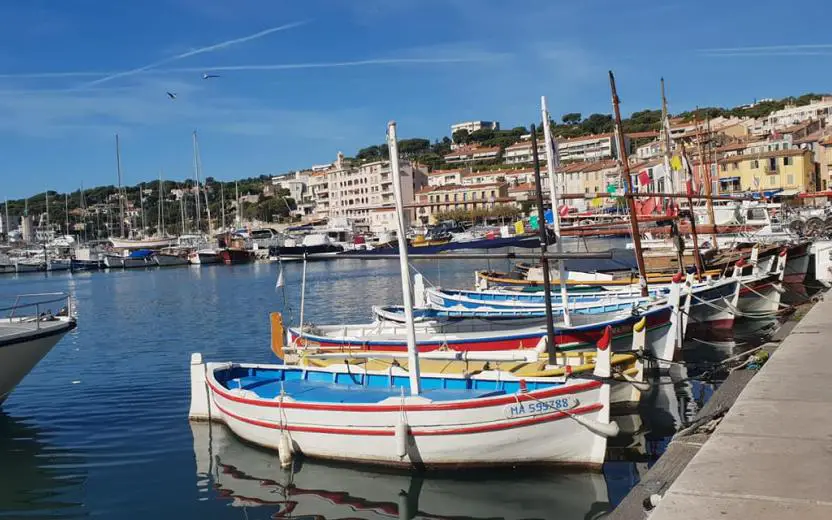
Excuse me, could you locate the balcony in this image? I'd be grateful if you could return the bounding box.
[765,167,778,175]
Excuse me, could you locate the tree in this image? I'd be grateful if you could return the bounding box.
[452,129,471,145]
[580,113,614,135]
[399,138,430,156]
[469,127,496,143]
[562,112,582,125]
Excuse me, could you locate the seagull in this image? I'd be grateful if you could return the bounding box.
[202,73,221,79]
[166,92,177,100]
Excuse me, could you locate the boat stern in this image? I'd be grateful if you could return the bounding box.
[189,353,214,421]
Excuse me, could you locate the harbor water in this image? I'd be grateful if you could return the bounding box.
[0,258,811,519]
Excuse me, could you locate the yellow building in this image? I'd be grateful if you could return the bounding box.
[717,148,814,194]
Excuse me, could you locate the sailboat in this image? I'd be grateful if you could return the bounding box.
[189,121,621,469]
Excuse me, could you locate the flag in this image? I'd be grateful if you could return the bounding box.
[275,264,284,289]
[638,170,650,190]
[670,156,682,171]
[753,176,760,188]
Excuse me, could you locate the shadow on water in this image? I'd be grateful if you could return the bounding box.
[0,412,88,518]
[191,421,612,520]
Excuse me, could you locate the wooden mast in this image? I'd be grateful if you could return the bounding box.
[609,71,649,297]
[695,110,719,249]
[530,123,558,366]
[680,141,706,277]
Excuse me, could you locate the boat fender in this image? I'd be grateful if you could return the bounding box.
[278,431,293,468]
[270,312,285,360]
[568,412,620,438]
[395,418,409,459]
[518,379,528,393]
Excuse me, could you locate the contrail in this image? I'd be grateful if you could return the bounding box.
[78,20,308,87]
[698,43,832,54]
[164,56,494,73]
[0,55,491,82]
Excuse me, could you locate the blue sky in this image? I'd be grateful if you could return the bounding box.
[2,0,830,199]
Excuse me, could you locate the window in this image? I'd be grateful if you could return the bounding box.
[720,164,727,172]
[585,187,589,193]
[444,194,449,202]
[787,174,795,185]
[732,163,739,170]
[751,160,759,169]
[768,158,777,171]
[783,156,793,166]
[490,190,496,197]
[769,176,776,186]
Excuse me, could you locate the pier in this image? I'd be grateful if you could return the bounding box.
[613,293,832,519]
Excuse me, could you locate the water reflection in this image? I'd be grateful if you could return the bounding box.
[0,412,87,517]
[191,422,611,520]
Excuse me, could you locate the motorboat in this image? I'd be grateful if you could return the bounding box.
[188,249,221,265]
[153,248,189,267]
[0,293,76,405]
[123,249,155,268]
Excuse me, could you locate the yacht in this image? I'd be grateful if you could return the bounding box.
[0,294,76,405]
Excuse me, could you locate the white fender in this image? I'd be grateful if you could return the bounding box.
[278,431,293,468]
[395,417,409,459]
[413,273,426,308]
[776,249,788,282]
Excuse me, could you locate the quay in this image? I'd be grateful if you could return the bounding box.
[612,293,832,519]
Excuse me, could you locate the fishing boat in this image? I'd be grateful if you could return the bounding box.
[189,341,618,468]
[188,249,221,265]
[783,242,810,283]
[218,248,253,265]
[123,249,155,268]
[14,259,46,273]
[153,248,189,266]
[46,258,72,271]
[103,254,125,268]
[189,121,622,470]
[0,293,76,405]
[109,237,174,249]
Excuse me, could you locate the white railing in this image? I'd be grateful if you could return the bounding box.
[2,293,72,330]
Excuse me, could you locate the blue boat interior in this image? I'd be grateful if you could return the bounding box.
[216,366,560,404]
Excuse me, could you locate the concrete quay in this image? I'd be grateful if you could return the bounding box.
[644,295,832,519]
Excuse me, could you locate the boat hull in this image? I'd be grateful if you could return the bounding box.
[219,249,253,265]
[784,246,810,283]
[737,276,782,317]
[109,238,174,249]
[153,254,189,266]
[189,251,221,265]
[0,318,76,404]
[683,279,738,331]
[103,256,124,268]
[123,258,151,268]
[193,361,611,469]
[14,262,45,273]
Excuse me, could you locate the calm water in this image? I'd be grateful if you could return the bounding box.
[0,258,798,519]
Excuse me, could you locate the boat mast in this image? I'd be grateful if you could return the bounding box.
[540,96,571,327]
[64,193,69,237]
[609,71,649,297]
[694,111,719,249]
[115,134,125,238]
[235,181,240,228]
[530,123,558,365]
[4,198,9,244]
[680,142,706,276]
[220,183,227,231]
[387,121,421,395]
[158,171,164,236]
[660,78,677,196]
[80,184,87,242]
[179,195,186,236]
[193,131,213,236]
[139,183,146,237]
[45,191,49,239]
[192,131,202,234]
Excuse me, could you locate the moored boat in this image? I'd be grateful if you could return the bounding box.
[103,254,125,268]
[153,248,189,266]
[0,293,76,405]
[218,248,253,265]
[188,249,222,265]
[123,249,154,268]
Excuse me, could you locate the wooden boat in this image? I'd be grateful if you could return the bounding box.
[218,248,253,265]
[475,268,724,290]
[0,294,76,404]
[154,248,190,266]
[188,249,221,265]
[109,237,174,249]
[123,249,154,268]
[783,242,810,283]
[188,340,618,469]
[103,254,124,268]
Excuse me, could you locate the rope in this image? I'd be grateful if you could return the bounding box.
[738,281,792,310]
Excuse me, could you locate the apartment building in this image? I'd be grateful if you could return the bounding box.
[450,121,500,135]
[558,133,624,163]
[414,182,512,224]
[503,140,548,165]
[308,171,330,219]
[427,169,465,187]
[322,153,428,229]
[717,148,815,194]
[760,97,832,133]
[444,145,500,165]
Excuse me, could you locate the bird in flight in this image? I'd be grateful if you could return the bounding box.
[202,73,221,79]
[166,92,177,100]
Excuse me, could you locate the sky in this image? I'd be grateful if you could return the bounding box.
[2,0,832,199]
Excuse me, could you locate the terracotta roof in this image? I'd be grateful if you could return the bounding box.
[444,145,500,159]
[508,183,536,192]
[793,130,823,145]
[715,142,748,152]
[505,140,544,151]
[780,119,814,134]
[626,131,660,139]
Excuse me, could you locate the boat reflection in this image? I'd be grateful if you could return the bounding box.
[191,422,611,519]
[0,412,87,517]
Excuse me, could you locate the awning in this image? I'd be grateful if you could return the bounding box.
[774,189,800,197]
[719,176,740,183]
